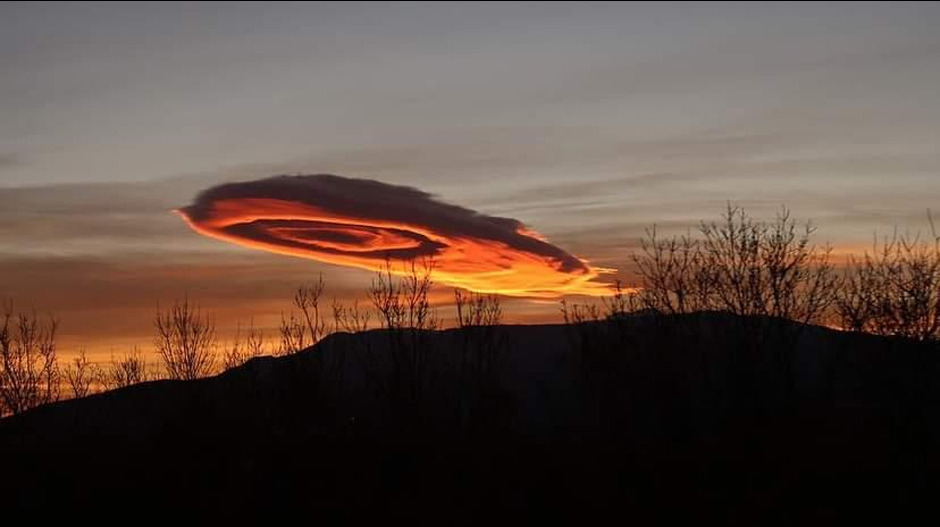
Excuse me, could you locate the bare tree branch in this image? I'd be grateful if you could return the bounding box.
[0,301,60,416]
[154,299,217,380]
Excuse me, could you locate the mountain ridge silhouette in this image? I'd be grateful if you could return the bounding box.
[2,314,937,522]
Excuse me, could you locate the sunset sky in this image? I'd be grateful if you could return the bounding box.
[2,2,939,360]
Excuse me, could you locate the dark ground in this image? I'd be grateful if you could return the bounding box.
[2,313,939,523]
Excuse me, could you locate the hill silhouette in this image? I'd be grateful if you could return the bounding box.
[2,314,939,522]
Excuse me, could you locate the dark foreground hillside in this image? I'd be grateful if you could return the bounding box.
[3,314,940,522]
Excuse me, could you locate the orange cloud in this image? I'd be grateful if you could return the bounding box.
[177,175,611,297]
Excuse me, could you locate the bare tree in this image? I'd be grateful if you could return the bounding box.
[402,259,439,333]
[332,298,371,334]
[560,299,601,326]
[836,228,940,341]
[695,205,837,323]
[632,229,709,315]
[454,289,508,430]
[369,258,439,332]
[223,320,266,370]
[278,311,308,355]
[835,250,881,334]
[278,275,329,355]
[294,274,328,344]
[245,321,266,357]
[0,301,60,416]
[455,289,502,328]
[99,348,149,390]
[559,281,652,432]
[369,259,407,331]
[560,298,605,371]
[630,204,837,325]
[222,331,243,371]
[369,257,441,360]
[454,290,505,370]
[154,299,217,380]
[64,348,98,399]
[367,258,441,421]
[599,280,640,320]
[560,280,641,344]
[624,205,840,403]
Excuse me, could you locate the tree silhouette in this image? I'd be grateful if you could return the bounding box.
[836,228,940,341]
[367,258,441,426]
[154,299,216,380]
[454,289,508,431]
[99,347,150,390]
[278,274,328,355]
[64,348,98,399]
[631,204,837,324]
[332,298,371,334]
[0,301,60,416]
[223,320,266,370]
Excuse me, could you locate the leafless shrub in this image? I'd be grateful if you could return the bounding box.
[835,251,881,334]
[836,227,940,341]
[560,297,608,377]
[278,311,308,355]
[222,337,242,371]
[154,299,217,380]
[561,281,642,346]
[370,260,411,331]
[630,204,837,326]
[403,259,440,333]
[295,273,328,344]
[560,206,838,407]
[632,230,710,315]
[369,258,440,334]
[454,290,506,370]
[222,320,266,370]
[99,348,149,390]
[561,299,601,325]
[246,322,266,357]
[367,258,442,423]
[278,274,328,355]
[601,280,642,320]
[560,281,656,432]
[454,289,509,430]
[455,289,502,328]
[699,205,836,324]
[0,301,60,416]
[64,348,98,399]
[332,298,371,334]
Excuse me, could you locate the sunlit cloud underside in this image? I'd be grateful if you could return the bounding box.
[177,174,612,298]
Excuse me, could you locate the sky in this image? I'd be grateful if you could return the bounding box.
[2,1,939,360]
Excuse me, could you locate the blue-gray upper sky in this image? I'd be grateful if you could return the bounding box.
[1,2,939,351]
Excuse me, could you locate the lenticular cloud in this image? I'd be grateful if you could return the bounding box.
[177,174,610,297]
